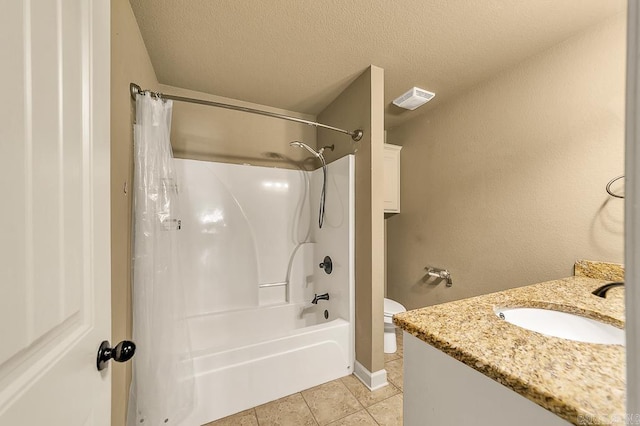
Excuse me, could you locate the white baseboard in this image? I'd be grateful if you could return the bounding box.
[353,360,388,391]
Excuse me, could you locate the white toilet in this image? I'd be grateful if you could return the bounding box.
[384,298,406,353]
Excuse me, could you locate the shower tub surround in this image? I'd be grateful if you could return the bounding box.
[395,274,625,425]
[174,156,355,424]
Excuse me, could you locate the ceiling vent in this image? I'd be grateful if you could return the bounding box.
[392,87,435,110]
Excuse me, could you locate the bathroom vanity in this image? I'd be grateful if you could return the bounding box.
[394,273,626,425]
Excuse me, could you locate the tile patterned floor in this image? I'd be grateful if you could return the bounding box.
[205,331,404,426]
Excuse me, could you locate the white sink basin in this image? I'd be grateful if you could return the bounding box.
[495,307,625,346]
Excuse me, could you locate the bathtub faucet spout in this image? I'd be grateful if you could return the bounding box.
[312,293,330,304]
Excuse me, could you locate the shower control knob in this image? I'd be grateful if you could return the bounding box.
[319,256,333,274]
[96,340,136,371]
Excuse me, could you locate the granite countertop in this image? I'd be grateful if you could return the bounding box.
[393,275,625,425]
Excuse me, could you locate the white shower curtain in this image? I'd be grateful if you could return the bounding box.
[128,93,194,426]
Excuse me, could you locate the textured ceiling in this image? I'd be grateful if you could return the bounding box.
[129,0,625,128]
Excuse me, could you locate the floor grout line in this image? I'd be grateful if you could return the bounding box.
[326,387,365,424]
[365,392,403,426]
[332,380,363,425]
[364,405,380,426]
[303,380,367,426]
[376,391,402,405]
[340,376,359,401]
[299,390,320,425]
[253,406,261,426]
[339,369,402,425]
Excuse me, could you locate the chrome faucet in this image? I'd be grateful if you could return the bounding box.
[591,282,624,298]
[312,293,330,304]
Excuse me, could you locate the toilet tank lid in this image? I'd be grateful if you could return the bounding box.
[384,298,406,315]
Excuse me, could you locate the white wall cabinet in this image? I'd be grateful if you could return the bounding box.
[383,143,402,213]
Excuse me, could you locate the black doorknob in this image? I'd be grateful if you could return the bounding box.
[96,340,136,371]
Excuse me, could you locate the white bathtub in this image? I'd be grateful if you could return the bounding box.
[175,156,355,425]
[180,302,353,425]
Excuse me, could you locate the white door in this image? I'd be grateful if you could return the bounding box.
[0,1,111,425]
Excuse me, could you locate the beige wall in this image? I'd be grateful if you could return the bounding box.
[319,66,386,374]
[387,15,626,311]
[162,84,317,169]
[110,0,159,425]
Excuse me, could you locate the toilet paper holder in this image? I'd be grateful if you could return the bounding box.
[425,266,453,287]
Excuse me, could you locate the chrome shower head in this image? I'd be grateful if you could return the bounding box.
[289,140,329,229]
[289,141,321,158]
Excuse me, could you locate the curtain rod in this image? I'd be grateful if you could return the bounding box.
[130,83,363,142]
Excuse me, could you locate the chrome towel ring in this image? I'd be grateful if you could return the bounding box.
[606,175,624,199]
